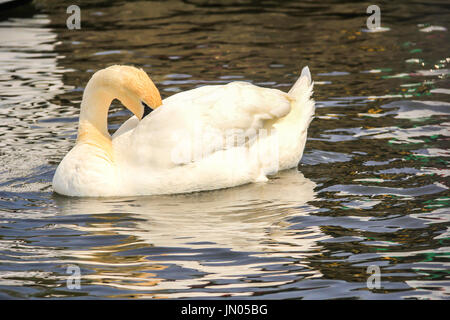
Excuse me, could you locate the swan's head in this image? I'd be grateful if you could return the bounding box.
[93,65,162,120]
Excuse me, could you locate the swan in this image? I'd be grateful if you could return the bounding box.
[52,65,315,197]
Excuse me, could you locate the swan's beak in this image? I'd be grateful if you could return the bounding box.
[141,101,153,119]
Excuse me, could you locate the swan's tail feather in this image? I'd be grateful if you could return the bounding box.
[288,66,315,131]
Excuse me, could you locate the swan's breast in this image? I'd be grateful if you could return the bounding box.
[53,143,118,197]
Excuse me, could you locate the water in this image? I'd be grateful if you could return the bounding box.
[0,0,448,299]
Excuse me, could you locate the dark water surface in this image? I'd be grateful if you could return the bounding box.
[0,0,449,299]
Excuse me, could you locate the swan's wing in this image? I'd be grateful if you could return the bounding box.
[112,115,139,139]
[199,81,292,132]
[117,82,292,167]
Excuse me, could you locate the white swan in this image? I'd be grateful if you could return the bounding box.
[53,65,314,197]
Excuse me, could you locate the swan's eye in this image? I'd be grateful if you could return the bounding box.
[141,101,153,118]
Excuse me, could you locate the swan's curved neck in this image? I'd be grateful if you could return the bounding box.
[76,77,116,165]
[77,79,114,142]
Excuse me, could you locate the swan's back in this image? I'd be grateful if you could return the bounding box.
[108,68,313,196]
[115,81,292,165]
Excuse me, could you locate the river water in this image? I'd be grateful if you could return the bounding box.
[0,0,448,299]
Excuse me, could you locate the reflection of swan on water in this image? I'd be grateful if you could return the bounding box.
[54,170,326,296]
[54,170,319,252]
